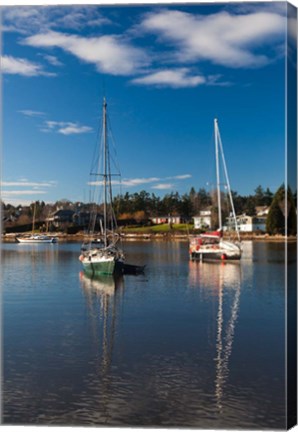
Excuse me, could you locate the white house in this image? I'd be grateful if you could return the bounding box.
[193,208,212,229]
[226,214,267,232]
[150,215,183,225]
[255,206,270,216]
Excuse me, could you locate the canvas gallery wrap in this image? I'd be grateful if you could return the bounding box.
[1,1,297,430]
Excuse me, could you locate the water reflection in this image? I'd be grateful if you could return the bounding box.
[2,242,286,428]
[188,261,241,413]
[80,273,124,372]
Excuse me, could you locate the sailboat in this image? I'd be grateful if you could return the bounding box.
[79,98,125,276]
[16,202,56,244]
[189,119,241,261]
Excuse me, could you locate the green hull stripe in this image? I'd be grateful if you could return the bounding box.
[82,260,116,276]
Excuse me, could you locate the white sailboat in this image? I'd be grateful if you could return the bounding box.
[16,202,56,244]
[189,119,241,261]
[79,98,125,276]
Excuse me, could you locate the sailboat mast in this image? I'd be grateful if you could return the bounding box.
[32,202,36,233]
[214,119,222,230]
[103,98,108,247]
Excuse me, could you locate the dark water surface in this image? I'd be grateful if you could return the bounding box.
[1,240,291,428]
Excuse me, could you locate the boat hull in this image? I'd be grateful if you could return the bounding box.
[82,259,116,276]
[189,238,241,262]
[16,237,56,244]
[80,248,125,276]
[190,251,241,261]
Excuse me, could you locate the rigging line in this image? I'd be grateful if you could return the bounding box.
[106,112,122,177]
[90,103,103,176]
[106,107,122,236]
[217,126,241,242]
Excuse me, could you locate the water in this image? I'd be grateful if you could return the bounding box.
[1,240,292,428]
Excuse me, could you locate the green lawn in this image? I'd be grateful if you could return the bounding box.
[121,223,194,234]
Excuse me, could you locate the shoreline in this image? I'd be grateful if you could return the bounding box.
[1,232,296,243]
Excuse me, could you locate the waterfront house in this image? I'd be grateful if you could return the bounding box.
[193,207,212,229]
[46,209,75,229]
[150,215,185,225]
[226,213,267,232]
[255,206,270,216]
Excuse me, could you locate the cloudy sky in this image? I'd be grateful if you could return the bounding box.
[1,1,295,205]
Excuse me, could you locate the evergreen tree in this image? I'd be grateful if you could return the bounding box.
[264,187,273,206]
[266,185,297,235]
[254,185,265,206]
[287,186,297,235]
[243,196,256,216]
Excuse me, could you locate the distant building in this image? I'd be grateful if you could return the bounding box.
[150,215,184,225]
[193,207,212,229]
[73,211,103,227]
[46,209,75,228]
[255,206,270,216]
[226,214,267,232]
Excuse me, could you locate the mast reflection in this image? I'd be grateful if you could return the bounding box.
[189,261,241,413]
[79,272,124,381]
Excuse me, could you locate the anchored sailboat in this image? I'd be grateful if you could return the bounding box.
[16,202,56,244]
[189,119,241,261]
[79,98,125,276]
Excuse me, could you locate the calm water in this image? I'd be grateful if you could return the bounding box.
[1,240,292,428]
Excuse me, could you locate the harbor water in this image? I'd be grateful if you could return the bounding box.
[1,240,292,428]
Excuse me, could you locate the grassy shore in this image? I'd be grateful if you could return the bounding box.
[2,223,296,243]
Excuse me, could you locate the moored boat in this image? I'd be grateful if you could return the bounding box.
[79,98,125,276]
[16,234,57,244]
[16,202,57,244]
[189,119,241,262]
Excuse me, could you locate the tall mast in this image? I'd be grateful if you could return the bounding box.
[214,119,222,230]
[103,97,108,247]
[32,202,36,233]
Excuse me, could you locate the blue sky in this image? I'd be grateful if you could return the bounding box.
[1,1,295,205]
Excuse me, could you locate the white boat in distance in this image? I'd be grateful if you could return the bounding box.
[189,119,241,262]
[16,234,57,244]
[16,203,57,243]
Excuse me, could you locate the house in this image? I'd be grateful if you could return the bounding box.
[73,211,103,227]
[46,209,75,228]
[193,207,212,229]
[149,215,184,225]
[73,211,91,227]
[255,206,270,216]
[226,214,267,232]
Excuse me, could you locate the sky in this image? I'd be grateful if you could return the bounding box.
[1,1,297,205]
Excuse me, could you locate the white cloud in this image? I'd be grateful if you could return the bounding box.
[1,181,55,188]
[18,110,45,117]
[88,174,191,188]
[171,174,192,180]
[152,183,174,190]
[2,6,111,34]
[59,124,92,135]
[122,177,160,186]
[42,120,92,135]
[1,179,57,204]
[140,9,285,68]
[131,68,206,88]
[1,55,54,77]
[2,190,47,196]
[23,31,149,76]
[42,54,63,67]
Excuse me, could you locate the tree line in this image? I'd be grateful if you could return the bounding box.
[2,184,297,235]
[112,185,287,220]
